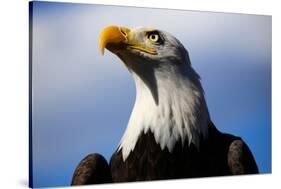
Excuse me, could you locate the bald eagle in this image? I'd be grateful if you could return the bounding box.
[71,26,258,185]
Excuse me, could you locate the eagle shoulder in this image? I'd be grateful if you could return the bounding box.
[227,139,259,174]
[71,153,112,185]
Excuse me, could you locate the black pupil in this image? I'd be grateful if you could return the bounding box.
[151,35,156,40]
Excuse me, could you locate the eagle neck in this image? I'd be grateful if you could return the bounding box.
[118,66,210,161]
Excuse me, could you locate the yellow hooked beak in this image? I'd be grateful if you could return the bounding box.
[98,25,157,56]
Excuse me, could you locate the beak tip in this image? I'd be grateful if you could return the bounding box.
[99,41,105,55]
[100,48,104,55]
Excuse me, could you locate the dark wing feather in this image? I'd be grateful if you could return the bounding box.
[227,139,259,174]
[71,153,112,185]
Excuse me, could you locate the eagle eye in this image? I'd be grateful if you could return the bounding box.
[147,31,163,44]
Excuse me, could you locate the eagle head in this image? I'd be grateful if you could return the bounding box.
[99,26,193,104]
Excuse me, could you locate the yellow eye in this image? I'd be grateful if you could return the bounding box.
[148,34,159,42]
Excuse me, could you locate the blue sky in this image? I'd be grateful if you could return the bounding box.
[30,1,271,188]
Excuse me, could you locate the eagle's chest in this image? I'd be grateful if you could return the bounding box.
[110,131,212,182]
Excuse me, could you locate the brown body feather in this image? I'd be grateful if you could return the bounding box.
[71,122,258,185]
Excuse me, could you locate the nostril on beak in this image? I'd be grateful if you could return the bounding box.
[119,27,130,38]
[120,29,127,37]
